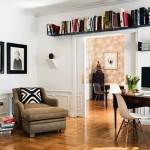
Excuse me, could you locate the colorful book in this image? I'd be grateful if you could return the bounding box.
[120,8,125,27]
[104,11,111,29]
[51,24,60,35]
[1,123,14,128]
[112,12,118,28]
[140,7,148,25]
[97,16,102,30]
[72,18,79,32]
[79,19,84,32]
[84,18,87,31]
[117,13,120,27]
[148,7,150,25]
[123,12,129,27]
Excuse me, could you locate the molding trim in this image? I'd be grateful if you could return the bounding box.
[35,0,138,16]
[77,95,83,111]
[46,90,72,116]
[47,93,70,110]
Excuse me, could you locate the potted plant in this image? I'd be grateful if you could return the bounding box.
[126,75,140,92]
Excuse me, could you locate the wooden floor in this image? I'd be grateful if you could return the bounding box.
[0,100,150,150]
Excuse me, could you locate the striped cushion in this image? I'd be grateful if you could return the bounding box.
[21,88,42,104]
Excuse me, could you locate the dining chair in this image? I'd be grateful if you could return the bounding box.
[93,83,108,107]
[115,93,150,147]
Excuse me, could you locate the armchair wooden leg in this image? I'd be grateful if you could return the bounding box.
[29,134,35,138]
[58,130,65,133]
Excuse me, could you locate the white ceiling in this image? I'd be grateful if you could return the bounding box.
[2,0,139,16]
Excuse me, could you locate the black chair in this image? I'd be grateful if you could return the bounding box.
[93,83,109,108]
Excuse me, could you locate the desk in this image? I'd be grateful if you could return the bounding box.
[113,94,150,130]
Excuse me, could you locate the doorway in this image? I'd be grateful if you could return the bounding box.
[73,31,137,118]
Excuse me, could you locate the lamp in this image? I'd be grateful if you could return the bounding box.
[109,84,121,99]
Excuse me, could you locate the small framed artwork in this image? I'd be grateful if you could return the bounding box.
[0,41,4,74]
[7,43,27,74]
[104,52,117,69]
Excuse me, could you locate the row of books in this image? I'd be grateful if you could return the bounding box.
[0,116,16,134]
[47,7,150,35]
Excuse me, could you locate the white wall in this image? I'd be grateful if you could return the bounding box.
[36,0,150,116]
[36,0,150,91]
[0,9,38,93]
[137,27,150,91]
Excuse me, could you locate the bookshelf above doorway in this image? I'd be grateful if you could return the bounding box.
[47,6,150,37]
[47,25,150,37]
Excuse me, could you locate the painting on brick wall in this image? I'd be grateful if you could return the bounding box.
[104,52,117,70]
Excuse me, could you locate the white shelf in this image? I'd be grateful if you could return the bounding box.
[46,59,57,68]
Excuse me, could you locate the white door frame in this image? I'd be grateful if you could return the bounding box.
[72,29,138,117]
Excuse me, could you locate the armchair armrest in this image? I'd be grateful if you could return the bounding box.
[13,101,24,127]
[14,101,24,111]
[44,98,58,107]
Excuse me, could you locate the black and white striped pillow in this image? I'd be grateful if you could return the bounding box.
[21,88,42,104]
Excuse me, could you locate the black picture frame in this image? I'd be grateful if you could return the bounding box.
[0,41,4,74]
[7,43,27,74]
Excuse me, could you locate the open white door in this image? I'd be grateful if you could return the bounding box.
[75,37,86,117]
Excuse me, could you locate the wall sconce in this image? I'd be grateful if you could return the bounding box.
[49,53,54,59]
[46,53,57,68]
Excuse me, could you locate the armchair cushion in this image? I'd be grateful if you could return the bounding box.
[21,107,68,122]
[21,88,43,104]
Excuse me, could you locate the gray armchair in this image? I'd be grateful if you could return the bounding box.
[13,87,68,137]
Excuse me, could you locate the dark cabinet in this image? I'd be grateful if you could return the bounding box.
[92,72,104,100]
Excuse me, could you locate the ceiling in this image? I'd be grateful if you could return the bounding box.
[3,0,139,16]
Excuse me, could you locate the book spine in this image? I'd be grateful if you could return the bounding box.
[120,8,125,27]
[47,24,51,35]
[148,7,150,25]
[117,13,120,27]
[104,11,110,29]
[112,12,118,28]
[97,16,102,30]
[137,9,140,26]
[1,123,14,128]
[95,16,98,30]
[140,7,147,25]
[134,9,138,26]
[124,12,129,27]
[109,11,113,28]
[61,21,65,34]
[79,20,84,32]
[84,18,87,31]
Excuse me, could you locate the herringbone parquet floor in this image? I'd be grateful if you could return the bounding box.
[0,100,150,150]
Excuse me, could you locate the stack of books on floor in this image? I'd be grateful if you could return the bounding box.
[0,116,16,134]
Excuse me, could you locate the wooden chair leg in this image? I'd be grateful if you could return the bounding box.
[138,120,149,147]
[94,95,97,103]
[94,95,99,107]
[116,119,125,140]
[125,120,130,147]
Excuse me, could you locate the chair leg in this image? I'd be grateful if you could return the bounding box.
[138,120,149,147]
[94,95,98,106]
[125,120,130,147]
[116,119,125,140]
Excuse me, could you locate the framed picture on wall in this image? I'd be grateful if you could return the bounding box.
[7,43,27,74]
[104,52,117,69]
[0,41,4,74]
